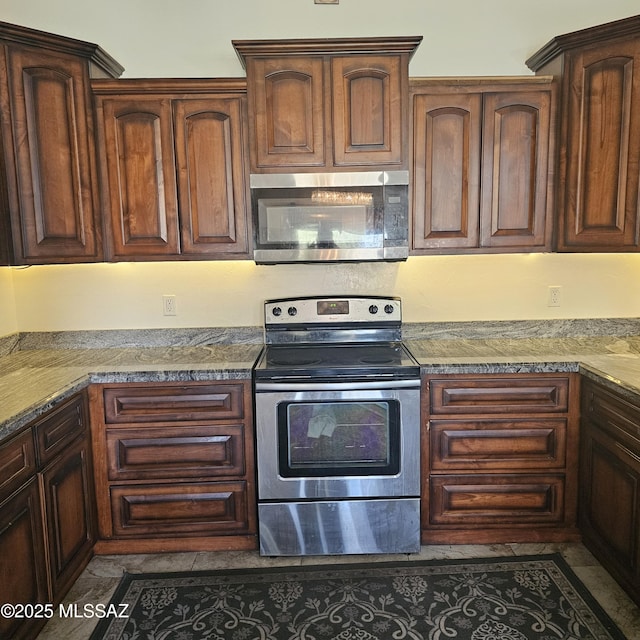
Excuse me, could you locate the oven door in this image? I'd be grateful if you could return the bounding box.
[254,380,420,500]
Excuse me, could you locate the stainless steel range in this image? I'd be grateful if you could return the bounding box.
[253,295,421,556]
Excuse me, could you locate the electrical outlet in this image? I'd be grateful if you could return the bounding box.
[162,294,177,316]
[547,286,562,307]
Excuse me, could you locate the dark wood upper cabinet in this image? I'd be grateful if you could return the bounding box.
[527,14,640,252]
[0,21,123,265]
[410,78,555,253]
[94,94,180,258]
[92,79,250,260]
[233,37,421,172]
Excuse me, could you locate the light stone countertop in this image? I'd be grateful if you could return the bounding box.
[0,343,263,441]
[4,322,640,443]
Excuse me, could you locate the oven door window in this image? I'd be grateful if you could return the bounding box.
[277,400,400,477]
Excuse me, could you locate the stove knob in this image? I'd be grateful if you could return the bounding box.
[287,306,298,317]
[272,306,282,317]
[384,304,395,314]
[369,304,379,314]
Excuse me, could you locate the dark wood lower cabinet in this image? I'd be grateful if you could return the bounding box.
[40,436,95,599]
[580,378,640,606]
[0,479,48,640]
[0,393,96,640]
[0,391,94,640]
[422,373,580,544]
[91,381,257,554]
[110,481,250,537]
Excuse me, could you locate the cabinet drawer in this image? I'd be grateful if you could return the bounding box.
[106,425,245,480]
[110,481,249,537]
[0,429,36,503]
[430,419,567,470]
[35,393,87,466]
[103,383,245,423]
[429,376,570,414]
[581,381,640,452]
[430,474,565,526]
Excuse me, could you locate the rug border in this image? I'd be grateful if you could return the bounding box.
[88,552,627,640]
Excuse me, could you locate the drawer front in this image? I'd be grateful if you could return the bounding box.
[106,425,245,480]
[0,429,36,503]
[103,383,245,423]
[430,419,567,470]
[429,376,570,415]
[35,393,87,466]
[582,380,640,451]
[430,474,565,526]
[110,481,249,537]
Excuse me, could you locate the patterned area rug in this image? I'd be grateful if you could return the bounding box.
[90,554,626,640]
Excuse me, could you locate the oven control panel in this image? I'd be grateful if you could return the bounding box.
[265,296,402,325]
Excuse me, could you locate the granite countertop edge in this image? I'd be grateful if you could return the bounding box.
[5,320,640,443]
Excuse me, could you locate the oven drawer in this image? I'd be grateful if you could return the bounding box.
[429,376,570,415]
[430,474,566,526]
[430,419,567,470]
[103,383,245,423]
[110,481,250,537]
[105,424,246,480]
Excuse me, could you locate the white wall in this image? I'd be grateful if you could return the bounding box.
[3,0,640,333]
[2,0,639,78]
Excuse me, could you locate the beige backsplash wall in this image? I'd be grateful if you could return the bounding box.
[7,254,640,332]
[3,0,640,335]
[0,268,17,336]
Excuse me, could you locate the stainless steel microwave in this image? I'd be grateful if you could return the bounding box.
[250,171,409,264]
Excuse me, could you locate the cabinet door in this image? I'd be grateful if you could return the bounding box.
[332,55,403,167]
[173,98,249,255]
[559,40,640,250]
[480,90,553,249]
[580,421,640,598]
[1,46,101,262]
[248,56,325,169]
[40,435,95,599]
[97,96,179,258]
[0,479,48,640]
[411,93,482,250]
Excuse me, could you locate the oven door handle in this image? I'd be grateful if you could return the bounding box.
[254,379,420,392]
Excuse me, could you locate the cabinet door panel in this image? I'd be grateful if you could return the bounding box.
[0,479,48,640]
[110,481,249,536]
[250,57,325,168]
[561,43,640,249]
[429,376,569,414]
[430,418,567,470]
[580,380,640,604]
[412,93,481,249]
[0,429,36,503]
[173,98,248,254]
[98,97,179,257]
[332,55,403,166]
[41,437,95,598]
[481,91,552,248]
[5,48,100,261]
[106,424,245,480]
[103,383,245,423]
[35,392,86,466]
[430,474,565,525]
